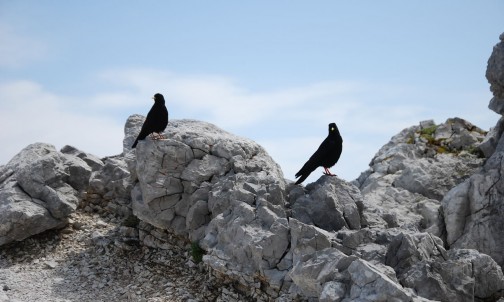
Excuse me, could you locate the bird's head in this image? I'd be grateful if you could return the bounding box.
[152,93,165,104]
[328,122,340,136]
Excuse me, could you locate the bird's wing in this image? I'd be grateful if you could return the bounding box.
[295,138,332,177]
[136,108,156,139]
[308,138,335,164]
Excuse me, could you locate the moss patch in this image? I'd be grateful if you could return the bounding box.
[191,241,206,263]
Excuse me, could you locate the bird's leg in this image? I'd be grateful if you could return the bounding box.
[157,133,166,139]
[150,132,166,140]
[323,167,336,176]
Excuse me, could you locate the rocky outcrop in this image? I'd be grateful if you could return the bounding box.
[124,116,504,301]
[353,118,486,236]
[487,33,504,115]
[0,143,95,246]
[441,33,504,268]
[386,233,504,302]
[2,33,504,302]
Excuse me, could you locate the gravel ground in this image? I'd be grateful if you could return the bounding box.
[0,211,248,302]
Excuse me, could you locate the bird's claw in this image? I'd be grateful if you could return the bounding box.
[150,133,166,140]
[323,167,336,176]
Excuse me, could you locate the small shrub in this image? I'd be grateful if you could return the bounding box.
[191,241,206,263]
[436,146,447,154]
[466,146,485,158]
[123,215,140,227]
[420,125,437,136]
[406,135,415,144]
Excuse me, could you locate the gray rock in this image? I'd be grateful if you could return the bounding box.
[386,232,504,302]
[0,143,90,246]
[398,249,504,302]
[441,146,504,266]
[345,259,413,302]
[60,145,104,171]
[356,119,485,233]
[385,232,447,276]
[319,281,346,302]
[87,155,132,216]
[479,116,504,158]
[289,248,349,298]
[288,218,334,264]
[181,154,229,184]
[486,32,504,108]
[448,249,504,299]
[290,176,363,232]
[128,118,290,286]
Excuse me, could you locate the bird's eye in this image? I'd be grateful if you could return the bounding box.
[331,127,335,131]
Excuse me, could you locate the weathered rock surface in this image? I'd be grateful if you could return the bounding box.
[386,232,504,302]
[441,33,504,268]
[0,143,92,246]
[86,155,132,217]
[353,118,486,234]
[3,33,504,300]
[121,118,440,301]
[487,33,504,114]
[289,176,364,232]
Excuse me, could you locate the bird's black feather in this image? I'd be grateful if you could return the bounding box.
[132,93,169,148]
[295,123,343,185]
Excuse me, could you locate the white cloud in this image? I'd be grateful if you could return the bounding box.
[0,23,48,68]
[0,81,124,164]
[1,69,497,184]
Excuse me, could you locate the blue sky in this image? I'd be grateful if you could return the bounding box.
[1,1,503,183]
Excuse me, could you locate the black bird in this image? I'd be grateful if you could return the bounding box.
[131,93,169,148]
[295,122,343,185]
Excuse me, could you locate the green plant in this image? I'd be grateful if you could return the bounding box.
[123,215,140,227]
[406,135,415,144]
[420,125,437,136]
[436,146,447,154]
[466,145,485,158]
[191,241,206,263]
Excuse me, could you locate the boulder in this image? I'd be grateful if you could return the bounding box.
[127,118,291,290]
[289,247,349,298]
[386,232,504,301]
[441,33,504,268]
[441,146,504,267]
[354,118,486,234]
[60,145,104,171]
[486,33,504,114]
[87,155,132,217]
[345,259,415,302]
[0,143,91,246]
[290,176,363,232]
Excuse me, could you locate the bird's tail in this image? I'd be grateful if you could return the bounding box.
[294,173,310,185]
[294,163,316,185]
[131,139,138,148]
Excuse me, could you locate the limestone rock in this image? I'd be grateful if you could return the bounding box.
[386,232,504,301]
[441,145,504,266]
[0,143,91,246]
[87,155,132,216]
[354,118,486,233]
[486,32,504,113]
[479,117,504,158]
[290,176,363,232]
[60,145,104,171]
[345,259,414,302]
[441,34,504,268]
[289,248,349,298]
[128,118,289,289]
